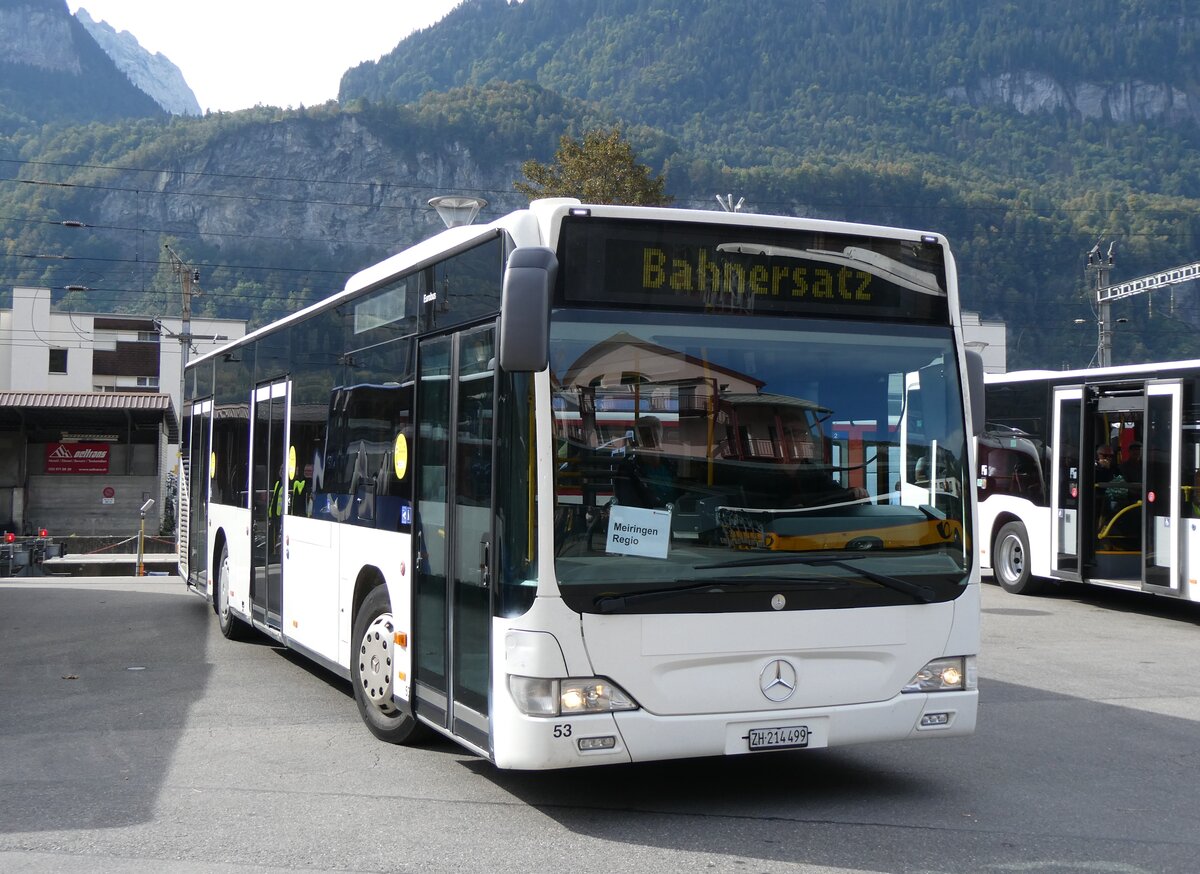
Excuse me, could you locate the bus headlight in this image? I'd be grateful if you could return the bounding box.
[508,676,639,716]
[902,656,976,693]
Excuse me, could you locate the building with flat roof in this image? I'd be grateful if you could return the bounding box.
[961,311,1008,374]
[0,287,245,535]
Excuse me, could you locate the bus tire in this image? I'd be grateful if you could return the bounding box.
[215,543,248,640]
[352,586,428,745]
[993,521,1044,595]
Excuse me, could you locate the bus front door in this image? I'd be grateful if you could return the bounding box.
[1051,386,1083,583]
[251,380,289,631]
[413,326,495,753]
[1143,380,1182,594]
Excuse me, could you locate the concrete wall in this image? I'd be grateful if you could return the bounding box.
[25,443,163,537]
[0,432,24,533]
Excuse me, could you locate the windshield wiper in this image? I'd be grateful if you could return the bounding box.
[594,583,726,614]
[592,579,842,613]
[698,554,937,603]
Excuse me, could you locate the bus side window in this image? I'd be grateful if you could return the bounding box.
[1013,453,1044,503]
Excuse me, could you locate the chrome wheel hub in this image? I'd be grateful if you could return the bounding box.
[359,613,397,715]
[218,558,231,618]
[999,535,1024,582]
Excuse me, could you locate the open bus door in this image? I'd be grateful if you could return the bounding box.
[1050,386,1083,583]
[1143,380,1183,594]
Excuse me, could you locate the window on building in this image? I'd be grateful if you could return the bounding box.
[49,348,68,374]
[136,376,160,388]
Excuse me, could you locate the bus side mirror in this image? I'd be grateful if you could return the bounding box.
[965,349,985,438]
[499,247,555,373]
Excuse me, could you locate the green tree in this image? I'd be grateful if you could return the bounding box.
[515,126,672,205]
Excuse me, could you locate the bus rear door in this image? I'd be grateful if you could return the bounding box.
[185,398,213,589]
[251,379,289,631]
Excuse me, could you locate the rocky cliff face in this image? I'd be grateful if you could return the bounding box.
[0,2,81,73]
[75,8,200,116]
[949,72,1200,126]
[72,112,533,317]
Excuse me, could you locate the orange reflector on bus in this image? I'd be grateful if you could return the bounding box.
[394,632,408,648]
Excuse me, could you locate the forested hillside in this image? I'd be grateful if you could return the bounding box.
[3,0,1200,368]
[339,0,1200,367]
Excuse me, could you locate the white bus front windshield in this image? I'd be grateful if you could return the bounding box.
[550,311,971,614]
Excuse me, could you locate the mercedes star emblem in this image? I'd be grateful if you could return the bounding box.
[759,658,797,702]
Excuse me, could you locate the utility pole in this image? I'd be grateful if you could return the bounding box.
[1086,241,1115,367]
[163,244,199,422]
[159,246,226,558]
[163,245,199,555]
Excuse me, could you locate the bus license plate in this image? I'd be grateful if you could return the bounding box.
[748,725,810,751]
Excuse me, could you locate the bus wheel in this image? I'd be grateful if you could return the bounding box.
[352,586,428,745]
[215,544,247,640]
[994,521,1044,595]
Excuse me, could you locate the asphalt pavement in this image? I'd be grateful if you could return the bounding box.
[1,574,1198,873]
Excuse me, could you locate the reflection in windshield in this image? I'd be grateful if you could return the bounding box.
[550,312,970,612]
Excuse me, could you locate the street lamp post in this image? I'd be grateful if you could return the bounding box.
[428,196,487,228]
[137,498,155,576]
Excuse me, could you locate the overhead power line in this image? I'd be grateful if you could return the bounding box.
[6,153,1200,220]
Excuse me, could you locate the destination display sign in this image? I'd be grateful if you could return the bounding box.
[558,217,949,322]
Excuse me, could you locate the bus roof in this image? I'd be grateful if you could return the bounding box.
[188,198,955,370]
[988,358,1200,385]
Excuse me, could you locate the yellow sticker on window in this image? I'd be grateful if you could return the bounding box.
[210,451,216,477]
[394,432,408,480]
[288,445,297,480]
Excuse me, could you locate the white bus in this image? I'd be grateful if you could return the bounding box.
[980,359,1200,602]
[181,198,983,770]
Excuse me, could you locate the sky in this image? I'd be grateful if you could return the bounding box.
[66,1,465,113]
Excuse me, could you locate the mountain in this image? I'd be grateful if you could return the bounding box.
[335,0,1200,367]
[0,0,164,129]
[75,8,201,116]
[341,0,1200,148]
[3,0,1200,370]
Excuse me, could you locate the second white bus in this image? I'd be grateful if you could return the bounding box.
[981,359,1200,602]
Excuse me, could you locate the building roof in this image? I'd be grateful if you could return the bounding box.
[0,391,178,442]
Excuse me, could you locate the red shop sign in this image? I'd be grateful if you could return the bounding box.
[46,442,110,474]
